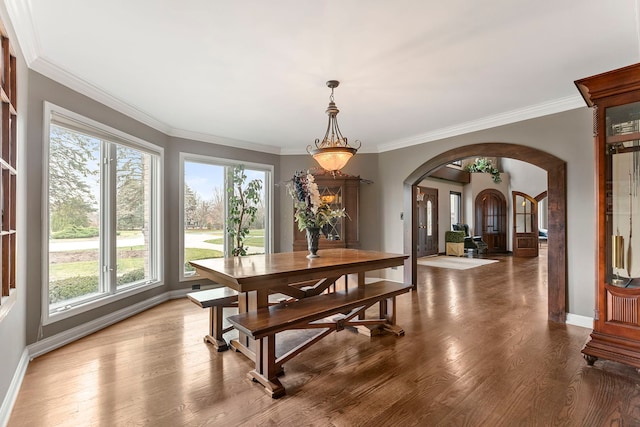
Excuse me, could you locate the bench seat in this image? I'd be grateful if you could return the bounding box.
[187,287,238,351]
[228,280,412,339]
[226,280,412,398]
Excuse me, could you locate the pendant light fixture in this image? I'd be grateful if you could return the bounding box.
[307,80,361,171]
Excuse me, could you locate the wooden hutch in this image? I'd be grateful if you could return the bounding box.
[292,170,360,251]
[576,63,640,368]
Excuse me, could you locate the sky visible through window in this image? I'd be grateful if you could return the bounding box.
[185,161,264,200]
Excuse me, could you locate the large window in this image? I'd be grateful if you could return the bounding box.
[180,154,272,279]
[44,103,163,323]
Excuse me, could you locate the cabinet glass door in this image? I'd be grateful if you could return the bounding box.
[607,101,640,287]
[319,186,343,241]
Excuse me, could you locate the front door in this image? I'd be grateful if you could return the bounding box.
[416,186,438,257]
[475,189,507,253]
[513,191,539,257]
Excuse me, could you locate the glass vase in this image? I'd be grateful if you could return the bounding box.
[305,227,320,258]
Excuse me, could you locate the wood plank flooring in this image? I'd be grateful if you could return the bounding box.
[9,251,640,426]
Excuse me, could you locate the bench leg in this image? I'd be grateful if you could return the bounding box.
[380,296,404,336]
[204,306,229,352]
[247,334,286,398]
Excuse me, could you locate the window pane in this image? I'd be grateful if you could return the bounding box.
[450,192,461,226]
[48,124,101,308]
[116,145,153,288]
[184,162,226,275]
[241,168,266,255]
[426,200,433,236]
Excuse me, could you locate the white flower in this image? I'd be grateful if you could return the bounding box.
[307,174,322,214]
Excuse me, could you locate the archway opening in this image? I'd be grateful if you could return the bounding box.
[403,143,566,322]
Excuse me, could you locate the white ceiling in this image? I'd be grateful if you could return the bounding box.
[6,0,640,154]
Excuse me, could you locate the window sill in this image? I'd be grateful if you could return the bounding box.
[43,280,164,325]
[0,289,17,323]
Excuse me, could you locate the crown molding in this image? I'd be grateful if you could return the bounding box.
[376,95,586,153]
[4,0,39,64]
[31,56,172,134]
[1,0,591,157]
[3,2,286,154]
[168,128,282,155]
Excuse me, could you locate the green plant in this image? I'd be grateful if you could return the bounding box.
[49,275,99,304]
[49,269,147,304]
[227,165,263,256]
[288,170,345,231]
[466,158,502,183]
[51,225,99,239]
[445,230,465,243]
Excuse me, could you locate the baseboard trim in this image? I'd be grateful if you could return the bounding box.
[0,348,29,427]
[3,289,198,425]
[566,313,593,329]
[28,293,171,359]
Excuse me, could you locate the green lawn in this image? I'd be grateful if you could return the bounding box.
[50,258,146,281]
[205,229,264,247]
[184,247,224,272]
[50,247,225,280]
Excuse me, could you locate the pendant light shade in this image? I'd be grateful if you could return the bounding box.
[307,80,361,171]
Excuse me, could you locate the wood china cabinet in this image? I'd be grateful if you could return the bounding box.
[292,171,360,251]
[576,63,640,368]
[0,23,17,306]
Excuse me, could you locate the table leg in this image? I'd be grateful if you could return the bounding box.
[353,272,383,336]
[230,289,269,361]
[381,295,404,336]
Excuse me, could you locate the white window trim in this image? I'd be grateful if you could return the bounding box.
[42,102,164,325]
[179,152,273,282]
[0,289,17,323]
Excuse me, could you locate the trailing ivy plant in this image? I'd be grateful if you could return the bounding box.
[227,165,263,256]
[466,158,502,183]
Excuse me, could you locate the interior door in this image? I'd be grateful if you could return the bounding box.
[475,189,507,253]
[513,191,539,257]
[416,186,438,257]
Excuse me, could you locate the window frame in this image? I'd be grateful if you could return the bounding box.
[42,102,164,325]
[450,191,462,228]
[179,153,273,282]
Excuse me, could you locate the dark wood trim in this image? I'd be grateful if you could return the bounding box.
[429,165,471,183]
[403,142,567,322]
[535,190,548,201]
[476,188,507,253]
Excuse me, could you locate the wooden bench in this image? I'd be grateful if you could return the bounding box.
[227,280,412,398]
[187,287,238,351]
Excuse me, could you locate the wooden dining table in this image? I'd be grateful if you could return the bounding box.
[190,248,409,395]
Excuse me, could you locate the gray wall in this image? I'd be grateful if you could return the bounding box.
[25,72,280,343]
[278,153,380,252]
[377,108,596,317]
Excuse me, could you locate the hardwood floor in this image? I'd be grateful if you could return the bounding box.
[9,251,640,426]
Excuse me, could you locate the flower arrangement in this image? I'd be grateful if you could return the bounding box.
[289,170,345,231]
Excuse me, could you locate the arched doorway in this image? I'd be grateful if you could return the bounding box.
[476,189,507,253]
[403,143,566,322]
